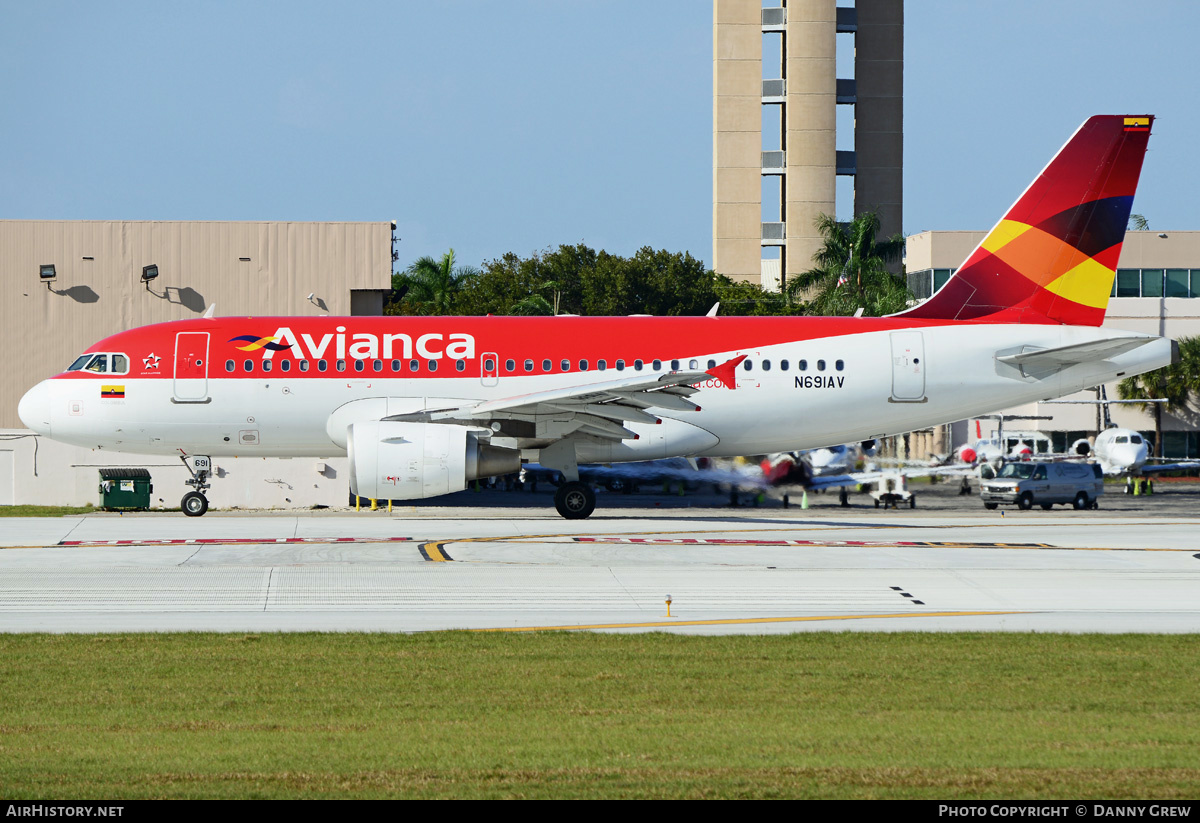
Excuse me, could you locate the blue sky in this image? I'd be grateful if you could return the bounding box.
[2,1,1196,271]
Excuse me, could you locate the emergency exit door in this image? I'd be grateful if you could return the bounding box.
[173,332,210,402]
[889,331,926,402]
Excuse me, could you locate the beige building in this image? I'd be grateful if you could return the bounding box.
[906,230,1200,459]
[1,220,393,507]
[713,0,902,289]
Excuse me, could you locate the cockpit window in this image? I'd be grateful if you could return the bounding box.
[1115,436,1129,444]
[69,352,129,374]
[1130,435,1143,444]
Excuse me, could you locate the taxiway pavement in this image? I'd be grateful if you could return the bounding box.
[3,483,1199,634]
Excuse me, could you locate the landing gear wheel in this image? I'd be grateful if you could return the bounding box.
[182,491,209,517]
[984,502,998,510]
[555,481,596,520]
[1017,492,1034,511]
[1073,492,1089,510]
[909,495,916,509]
[1041,503,1054,510]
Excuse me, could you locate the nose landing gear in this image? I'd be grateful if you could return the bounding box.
[180,454,213,517]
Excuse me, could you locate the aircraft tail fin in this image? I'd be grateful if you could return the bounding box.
[901,115,1153,326]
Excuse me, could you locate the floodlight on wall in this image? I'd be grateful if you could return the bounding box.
[141,264,159,290]
[39,264,57,290]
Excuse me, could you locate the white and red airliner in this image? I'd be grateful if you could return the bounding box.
[17,115,1177,518]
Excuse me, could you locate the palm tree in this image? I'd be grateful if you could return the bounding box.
[1117,335,1200,456]
[391,249,479,315]
[786,212,909,316]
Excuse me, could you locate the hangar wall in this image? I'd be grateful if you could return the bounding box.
[1,220,393,508]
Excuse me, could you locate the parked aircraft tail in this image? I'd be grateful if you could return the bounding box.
[902,115,1153,326]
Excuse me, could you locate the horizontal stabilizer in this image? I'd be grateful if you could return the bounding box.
[996,336,1154,371]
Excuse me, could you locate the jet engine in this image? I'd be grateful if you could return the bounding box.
[347,421,520,500]
[1071,438,1092,457]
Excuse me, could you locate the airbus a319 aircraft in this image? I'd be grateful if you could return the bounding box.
[17,115,1176,519]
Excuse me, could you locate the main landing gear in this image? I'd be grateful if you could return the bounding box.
[554,481,596,519]
[180,454,213,517]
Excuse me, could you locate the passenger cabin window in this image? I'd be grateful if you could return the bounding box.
[243,360,253,372]
[506,359,515,372]
[225,360,235,372]
[616,360,625,371]
[524,359,534,372]
[299,360,310,372]
[427,360,437,372]
[598,360,607,371]
[455,359,465,372]
[484,358,495,371]
[762,360,771,371]
[634,359,644,371]
[353,360,364,372]
[373,360,383,372]
[336,359,346,372]
[391,359,401,372]
[542,359,552,371]
[817,360,826,371]
[280,359,291,372]
[653,360,662,371]
[780,359,789,371]
[409,359,419,372]
[317,360,328,372]
[707,359,716,369]
[561,359,570,371]
[262,359,272,372]
[835,359,844,371]
[743,359,752,371]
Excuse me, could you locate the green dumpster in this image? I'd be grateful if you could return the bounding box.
[98,468,153,511]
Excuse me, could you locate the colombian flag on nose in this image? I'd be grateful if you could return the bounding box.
[101,385,125,399]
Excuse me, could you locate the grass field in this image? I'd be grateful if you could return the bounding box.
[0,504,95,517]
[1,632,1198,799]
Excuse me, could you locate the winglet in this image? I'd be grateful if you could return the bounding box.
[203,304,216,318]
[706,302,720,317]
[706,354,746,390]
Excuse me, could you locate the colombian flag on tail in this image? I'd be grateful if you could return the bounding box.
[902,115,1153,326]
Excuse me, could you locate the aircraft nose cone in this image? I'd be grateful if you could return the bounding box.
[17,381,52,436]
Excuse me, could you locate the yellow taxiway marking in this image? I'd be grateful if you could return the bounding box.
[472,610,1030,632]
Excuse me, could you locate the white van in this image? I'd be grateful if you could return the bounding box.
[980,461,1104,510]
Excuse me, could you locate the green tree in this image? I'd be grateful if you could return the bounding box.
[786,212,910,316]
[1116,335,1200,456]
[387,249,478,316]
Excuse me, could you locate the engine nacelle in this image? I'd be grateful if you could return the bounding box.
[1072,438,1092,457]
[348,421,520,500]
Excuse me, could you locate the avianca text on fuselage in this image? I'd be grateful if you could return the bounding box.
[250,326,477,362]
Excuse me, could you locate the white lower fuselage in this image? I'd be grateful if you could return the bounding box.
[30,323,1174,464]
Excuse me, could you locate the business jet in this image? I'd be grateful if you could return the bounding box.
[1077,429,1200,489]
[17,115,1177,518]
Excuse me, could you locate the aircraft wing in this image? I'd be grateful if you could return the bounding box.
[1138,460,1200,475]
[801,464,975,491]
[996,337,1154,372]
[383,370,708,442]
